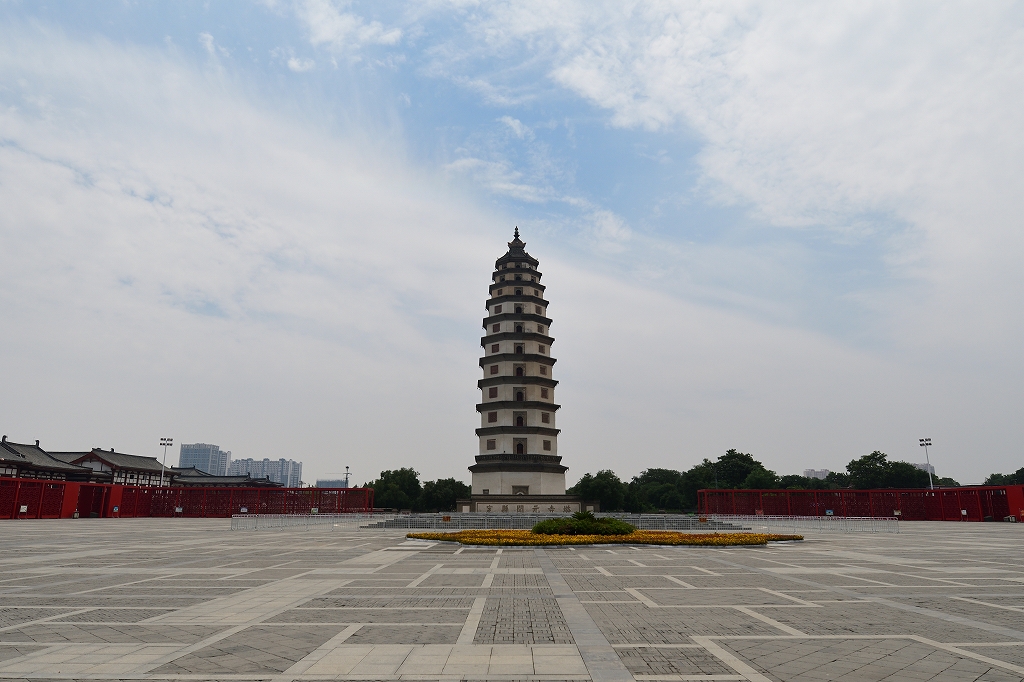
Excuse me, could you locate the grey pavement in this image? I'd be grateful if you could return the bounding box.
[0,519,1023,681]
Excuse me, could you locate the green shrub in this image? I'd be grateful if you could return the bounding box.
[532,511,635,536]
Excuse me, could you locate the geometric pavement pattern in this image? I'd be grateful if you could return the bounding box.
[1,518,1023,681]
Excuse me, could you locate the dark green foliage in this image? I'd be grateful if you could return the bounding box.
[532,510,635,536]
[418,478,472,512]
[567,470,626,511]
[846,451,930,489]
[742,465,780,489]
[934,476,961,487]
[715,450,761,488]
[365,469,470,511]
[778,474,829,490]
[984,468,1024,485]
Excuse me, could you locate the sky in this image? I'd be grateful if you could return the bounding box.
[1,1,1022,486]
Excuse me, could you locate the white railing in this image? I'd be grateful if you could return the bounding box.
[708,514,900,534]
[229,512,898,533]
[230,513,394,530]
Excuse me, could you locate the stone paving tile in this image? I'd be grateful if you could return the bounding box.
[267,607,470,623]
[584,602,781,642]
[615,645,734,676]
[764,602,1017,643]
[473,597,574,645]
[0,623,221,644]
[0,646,48,663]
[723,638,1024,682]
[151,623,345,674]
[50,609,174,622]
[308,596,477,608]
[344,624,462,644]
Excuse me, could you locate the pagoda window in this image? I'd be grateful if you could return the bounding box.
[491,344,499,353]
[535,305,542,314]
[539,365,547,375]
[486,439,496,450]
[515,390,525,401]
[542,412,550,423]
[515,344,524,354]
[490,365,499,375]
[516,442,525,454]
[538,345,546,354]
[488,412,498,423]
[531,276,536,282]
[515,288,523,295]
[515,323,523,333]
[495,289,503,295]
[515,274,522,281]
[494,304,502,314]
[488,387,498,398]
[533,289,539,296]
[541,388,549,398]
[515,305,523,313]
[543,440,552,451]
[538,325,545,334]
[500,275,505,281]
[515,412,526,427]
[515,366,524,376]
[492,323,500,332]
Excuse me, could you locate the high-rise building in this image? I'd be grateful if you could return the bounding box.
[179,443,231,476]
[229,458,302,487]
[803,469,830,480]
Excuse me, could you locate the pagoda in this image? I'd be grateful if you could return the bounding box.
[458,229,593,513]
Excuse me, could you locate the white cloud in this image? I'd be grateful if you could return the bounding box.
[287,56,315,72]
[498,115,531,140]
[0,14,1020,486]
[296,0,402,54]
[447,1,1024,358]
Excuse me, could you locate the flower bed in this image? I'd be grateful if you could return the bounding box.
[405,530,802,546]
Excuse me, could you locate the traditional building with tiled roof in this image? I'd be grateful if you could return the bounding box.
[0,436,92,481]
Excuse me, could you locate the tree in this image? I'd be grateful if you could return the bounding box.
[567,470,626,511]
[742,466,780,489]
[984,467,1024,485]
[365,468,421,510]
[715,450,760,488]
[846,452,930,489]
[417,478,471,512]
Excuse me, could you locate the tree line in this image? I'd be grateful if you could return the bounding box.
[362,452,1020,513]
[363,468,471,512]
[567,449,962,513]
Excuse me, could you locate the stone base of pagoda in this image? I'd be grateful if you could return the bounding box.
[456,494,598,514]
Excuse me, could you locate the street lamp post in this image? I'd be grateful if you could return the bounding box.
[919,438,934,490]
[159,437,173,487]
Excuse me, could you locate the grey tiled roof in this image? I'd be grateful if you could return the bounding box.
[49,449,166,473]
[0,439,93,473]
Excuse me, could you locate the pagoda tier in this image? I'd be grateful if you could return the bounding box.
[471,228,566,497]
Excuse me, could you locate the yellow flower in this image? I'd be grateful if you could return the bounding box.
[405,530,802,547]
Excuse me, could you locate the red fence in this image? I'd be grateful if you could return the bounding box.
[0,478,374,520]
[698,486,1024,522]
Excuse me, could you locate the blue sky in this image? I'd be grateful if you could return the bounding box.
[1,1,1022,484]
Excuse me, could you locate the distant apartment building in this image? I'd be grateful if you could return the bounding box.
[913,463,935,475]
[803,469,831,480]
[178,443,231,476]
[229,458,302,488]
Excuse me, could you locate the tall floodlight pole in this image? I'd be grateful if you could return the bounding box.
[919,438,934,490]
[159,437,173,487]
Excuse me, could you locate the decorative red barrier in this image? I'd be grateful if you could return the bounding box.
[698,486,1024,522]
[0,478,374,519]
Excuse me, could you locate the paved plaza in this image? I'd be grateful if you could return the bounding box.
[1,520,1023,681]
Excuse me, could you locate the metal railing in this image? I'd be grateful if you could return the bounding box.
[229,512,897,533]
[708,514,900,533]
